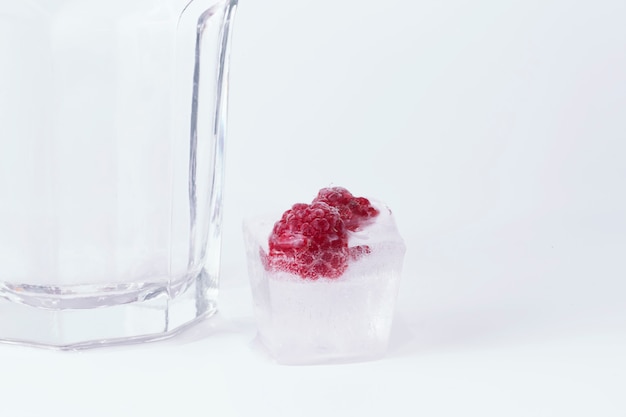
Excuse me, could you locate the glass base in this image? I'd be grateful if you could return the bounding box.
[0,270,217,349]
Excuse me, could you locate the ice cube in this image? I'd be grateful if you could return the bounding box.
[243,200,405,365]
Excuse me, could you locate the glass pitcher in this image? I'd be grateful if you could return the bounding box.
[0,0,238,348]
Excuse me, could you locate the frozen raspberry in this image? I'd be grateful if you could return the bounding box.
[313,187,379,231]
[268,202,349,279]
[349,245,372,261]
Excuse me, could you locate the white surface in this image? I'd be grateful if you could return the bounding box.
[1,0,625,415]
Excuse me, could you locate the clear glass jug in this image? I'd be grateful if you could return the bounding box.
[0,0,238,348]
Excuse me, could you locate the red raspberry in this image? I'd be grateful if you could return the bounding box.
[349,245,372,260]
[267,202,349,279]
[313,187,379,231]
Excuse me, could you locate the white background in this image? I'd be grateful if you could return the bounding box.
[1,0,625,415]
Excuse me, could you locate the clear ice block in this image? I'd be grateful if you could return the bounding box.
[244,201,405,365]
